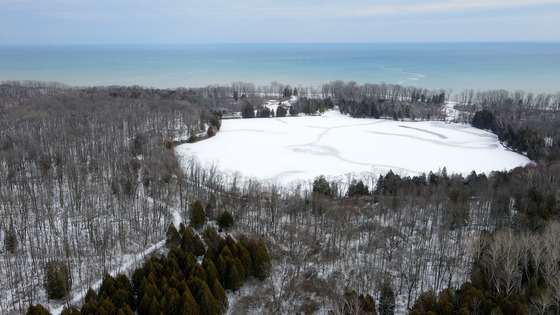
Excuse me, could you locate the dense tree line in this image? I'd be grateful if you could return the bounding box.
[471,106,559,162]
[27,225,270,314]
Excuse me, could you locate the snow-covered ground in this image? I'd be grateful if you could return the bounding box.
[175,110,531,185]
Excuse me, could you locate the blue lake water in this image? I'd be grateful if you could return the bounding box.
[1,42,559,94]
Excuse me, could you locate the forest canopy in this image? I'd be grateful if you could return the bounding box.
[2,80,560,314]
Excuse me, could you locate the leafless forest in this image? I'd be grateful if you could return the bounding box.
[2,81,560,314]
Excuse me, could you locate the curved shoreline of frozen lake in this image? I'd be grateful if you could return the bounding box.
[175,110,532,185]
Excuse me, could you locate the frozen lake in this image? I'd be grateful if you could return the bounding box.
[175,110,531,185]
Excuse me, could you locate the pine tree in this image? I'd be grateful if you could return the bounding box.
[190,264,207,282]
[180,290,200,315]
[227,264,242,291]
[220,246,233,259]
[187,277,204,301]
[237,243,253,277]
[212,279,228,313]
[276,106,288,117]
[192,233,206,256]
[234,257,246,282]
[148,297,161,315]
[84,287,97,304]
[43,260,72,300]
[251,241,271,281]
[312,175,331,196]
[203,258,219,289]
[132,268,146,304]
[165,223,181,248]
[225,236,238,256]
[189,200,206,229]
[215,254,226,283]
[117,305,134,315]
[242,102,255,118]
[98,296,117,315]
[116,274,134,310]
[99,272,117,298]
[26,304,51,315]
[137,294,152,315]
[217,211,234,231]
[197,281,221,315]
[81,293,99,315]
[181,230,195,253]
[164,288,181,315]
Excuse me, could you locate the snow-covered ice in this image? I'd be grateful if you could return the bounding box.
[175,110,531,185]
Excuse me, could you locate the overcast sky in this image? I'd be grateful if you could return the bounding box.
[1,0,559,44]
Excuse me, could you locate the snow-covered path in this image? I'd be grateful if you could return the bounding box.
[49,198,184,314]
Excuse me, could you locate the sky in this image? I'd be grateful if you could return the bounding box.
[1,0,559,44]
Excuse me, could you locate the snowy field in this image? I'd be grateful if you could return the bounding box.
[176,110,531,185]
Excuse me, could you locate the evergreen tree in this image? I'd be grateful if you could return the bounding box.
[257,106,271,117]
[117,305,134,315]
[84,287,97,304]
[360,294,376,314]
[43,260,72,300]
[148,296,161,315]
[116,274,134,310]
[165,223,181,248]
[197,281,221,315]
[137,294,152,315]
[181,229,195,253]
[472,109,495,130]
[190,264,207,282]
[212,279,228,313]
[26,304,51,315]
[227,264,242,291]
[289,105,298,116]
[312,175,332,196]
[217,211,234,231]
[215,254,227,283]
[98,296,117,315]
[192,233,206,256]
[237,243,253,277]
[164,288,181,315]
[234,257,246,282]
[99,272,117,298]
[189,200,206,229]
[348,179,369,197]
[379,283,396,315]
[220,245,233,259]
[252,240,271,281]
[81,296,99,315]
[203,258,219,289]
[131,269,145,305]
[276,106,288,117]
[241,102,255,118]
[4,222,17,253]
[180,290,200,315]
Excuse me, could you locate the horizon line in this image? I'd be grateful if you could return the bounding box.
[2,40,560,46]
